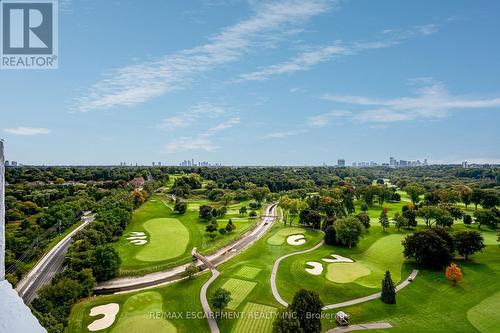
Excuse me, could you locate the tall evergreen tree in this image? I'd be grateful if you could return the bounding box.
[381,270,396,304]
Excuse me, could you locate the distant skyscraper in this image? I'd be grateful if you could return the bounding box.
[390,157,395,166]
[462,161,468,169]
[337,159,345,167]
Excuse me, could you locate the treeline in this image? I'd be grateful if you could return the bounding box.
[31,182,159,333]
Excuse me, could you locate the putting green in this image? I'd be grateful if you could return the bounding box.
[267,227,305,246]
[326,262,371,283]
[234,266,262,279]
[135,218,189,262]
[111,291,177,333]
[467,292,500,333]
[232,302,277,333]
[221,278,257,310]
[324,234,404,287]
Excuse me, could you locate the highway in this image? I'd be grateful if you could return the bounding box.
[16,214,95,303]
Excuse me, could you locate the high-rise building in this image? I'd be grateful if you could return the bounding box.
[462,161,468,169]
[337,159,345,167]
[390,157,395,166]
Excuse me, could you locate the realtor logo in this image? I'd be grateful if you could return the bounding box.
[1,0,58,69]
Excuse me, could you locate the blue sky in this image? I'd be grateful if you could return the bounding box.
[1,0,500,166]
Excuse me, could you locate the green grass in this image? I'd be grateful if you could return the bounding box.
[111,291,177,333]
[114,195,264,276]
[231,302,277,333]
[326,262,371,284]
[267,227,305,245]
[221,278,257,310]
[67,274,210,333]
[135,218,189,262]
[467,291,500,333]
[234,266,262,279]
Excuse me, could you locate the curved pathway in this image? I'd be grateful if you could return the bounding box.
[327,322,393,332]
[271,239,325,306]
[195,249,220,333]
[270,240,419,310]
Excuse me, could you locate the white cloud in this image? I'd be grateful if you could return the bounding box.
[322,80,500,123]
[237,24,438,81]
[307,110,350,127]
[75,0,333,112]
[4,127,51,136]
[159,102,226,130]
[164,117,240,153]
[263,129,307,139]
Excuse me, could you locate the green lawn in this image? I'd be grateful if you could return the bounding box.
[135,218,189,262]
[221,278,257,310]
[114,195,264,276]
[231,302,277,333]
[67,274,210,333]
[467,291,500,333]
[267,227,306,245]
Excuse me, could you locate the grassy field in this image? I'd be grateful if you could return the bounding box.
[208,225,324,333]
[267,227,305,245]
[467,291,500,333]
[221,278,257,310]
[114,194,263,276]
[135,218,189,262]
[231,302,277,333]
[67,274,210,333]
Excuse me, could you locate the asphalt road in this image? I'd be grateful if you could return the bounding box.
[16,214,95,303]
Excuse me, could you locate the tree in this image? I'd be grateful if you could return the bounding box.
[273,310,303,333]
[402,229,453,270]
[239,206,247,215]
[481,191,499,209]
[474,209,500,229]
[184,263,199,279]
[299,208,322,229]
[459,186,473,209]
[402,205,417,229]
[471,188,484,210]
[249,211,257,218]
[445,262,463,286]
[381,271,396,304]
[379,208,389,231]
[219,228,227,235]
[416,205,449,227]
[463,214,472,225]
[435,211,454,228]
[454,231,485,260]
[356,213,371,230]
[289,289,323,333]
[250,186,271,203]
[360,202,369,212]
[225,219,236,232]
[324,225,337,245]
[393,213,407,231]
[222,192,235,206]
[199,205,213,220]
[92,245,121,281]
[174,201,187,214]
[334,217,364,248]
[343,194,355,215]
[404,183,426,204]
[210,288,232,312]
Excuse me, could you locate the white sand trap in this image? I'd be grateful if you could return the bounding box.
[130,232,145,236]
[321,254,353,263]
[126,236,147,240]
[130,239,148,245]
[287,234,306,245]
[305,261,323,275]
[87,303,120,331]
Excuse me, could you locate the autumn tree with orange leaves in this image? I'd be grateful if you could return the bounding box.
[445,262,463,286]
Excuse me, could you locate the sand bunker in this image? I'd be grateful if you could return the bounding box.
[305,261,323,275]
[130,240,148,245]
[322,254,353,263]
[126,236,147,240]
[87,303,120,331]
[128,232,148,245]
[287,234,306,245]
